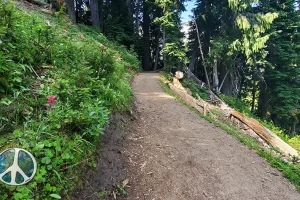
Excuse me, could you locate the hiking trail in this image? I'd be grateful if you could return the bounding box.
[123,73,300,200]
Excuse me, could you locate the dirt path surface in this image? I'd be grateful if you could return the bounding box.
[124,73,300,200]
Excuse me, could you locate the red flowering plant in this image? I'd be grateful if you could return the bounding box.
[47,95,57,110]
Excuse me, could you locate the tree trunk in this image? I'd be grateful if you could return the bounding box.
[212,59,219,92]
[238,75,245,99]
[251,88,256,112]
[65,0,76,23]
[99,0,104,31]
[251,81,256,112]
[219,70,230,94]
[142,0,151,71]
[90,0,101,28]
[163,27,167,70]
[194,17,210,90]
[257,80,268,119]
[291,123,297,137]
[188,43,197,72]
[135,0,141,32]
[154,30,160,71]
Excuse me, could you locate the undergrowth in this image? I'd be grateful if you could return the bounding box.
[160,74,300,192]
[0,1,139,199]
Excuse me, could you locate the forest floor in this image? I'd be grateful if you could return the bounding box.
[73,73,300,200]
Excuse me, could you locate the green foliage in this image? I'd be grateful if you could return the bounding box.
[0,1,139,199]
[190,0,299,135]
[228,0,278,67]
[181,79,208,100]
[219,94,251,115]
[154,0,187,68]
[101,0,135,48]
[288,136,300,153]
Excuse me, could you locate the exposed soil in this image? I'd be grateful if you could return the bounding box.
[72,73,300,200]
[71,113,131,200]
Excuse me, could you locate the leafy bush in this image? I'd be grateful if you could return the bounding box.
[288,136,300,153]
[218,94,252,116]
[181,79,208,100]
[0,1,139,199]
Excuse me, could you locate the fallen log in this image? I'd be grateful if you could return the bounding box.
[168,75,299,158]
[184,68,229,109]
[169,83,205,114]
[231,110,299,157]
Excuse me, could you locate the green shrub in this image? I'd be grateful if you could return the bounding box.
[181,79,208,100]
[288,136,300,153]
[218,94,252,115]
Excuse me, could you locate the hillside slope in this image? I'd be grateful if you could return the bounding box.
[0,1,139,199]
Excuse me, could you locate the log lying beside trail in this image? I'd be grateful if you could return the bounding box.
[167,75,299,158]
[231,110,299,157]
[169,83,206,114]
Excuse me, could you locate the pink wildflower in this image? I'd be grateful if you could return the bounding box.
[68,89,73,94]
[98,68,102,72]
[47,96,57,105]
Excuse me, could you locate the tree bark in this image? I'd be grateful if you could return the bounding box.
[134,0,141,32]
[188,43,197,72]
[163,27,167,70]
[219,70,229,93]
[154,30,160,71]
[65,0,76,24]
[90,0,101,28]
[291,123,297,137]
[257,80,268,119]
[99,0,104,31]
[194,17,210,90]
[251,81,256,113]
[212,59,219,92]
[142,0,151,71]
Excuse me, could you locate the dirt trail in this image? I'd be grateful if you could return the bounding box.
[124,73,300,200]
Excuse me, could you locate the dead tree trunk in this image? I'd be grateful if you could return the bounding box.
[218,70,229,93]
[194,16,210,90]
[231,111,299,157]
[212,59,219,92]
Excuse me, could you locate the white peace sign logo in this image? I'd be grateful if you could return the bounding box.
[0,148,37,186]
